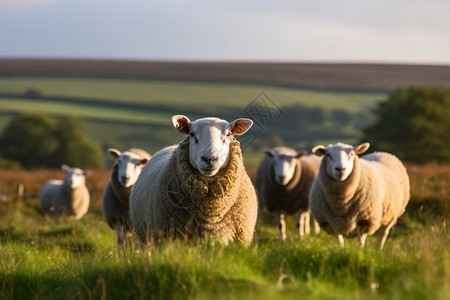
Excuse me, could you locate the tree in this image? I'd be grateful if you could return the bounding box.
[361,86,450,163]
[51,117,104,169]
[0,114,104,169]
[0,114,58,168]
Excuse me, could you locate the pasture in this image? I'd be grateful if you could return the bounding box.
[0,77,385,166]
[0,165,448,299]
[0,62,448,299]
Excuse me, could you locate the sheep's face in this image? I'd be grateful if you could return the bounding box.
[264,148,304,186]
[108,149,149,188]
[61,165,89,189]
[172,115,253,177]
[313,143,370,182]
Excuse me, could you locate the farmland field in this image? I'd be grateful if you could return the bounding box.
[0,165,448,299]
[0,77,386,165]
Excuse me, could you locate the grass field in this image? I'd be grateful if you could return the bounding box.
[0,77,383,111]
[0,165,448,299]
[0,61,449,299]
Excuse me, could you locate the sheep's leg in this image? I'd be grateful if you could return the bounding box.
[356,220,370,247]
[336,234,345,247]
[276,213,287,241]
[377,220,396,250]
[115,224,127,247]
[304,212,310,235]
[296,210,306,238]
[312,217,321,234]
[356,226,368,247]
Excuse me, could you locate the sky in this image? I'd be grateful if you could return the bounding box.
[1,0,450,64]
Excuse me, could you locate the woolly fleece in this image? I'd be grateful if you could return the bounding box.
[309,152,410,237]
[39,177,90,219]
[130,136,258,245]
[102,149,151,233]
[256,150,321,215]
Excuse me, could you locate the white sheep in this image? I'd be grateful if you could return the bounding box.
[309,142,410,249]
[256,147,321,240]
[130,115,257,245]
[39,164,90,220]
[102,148,150,245]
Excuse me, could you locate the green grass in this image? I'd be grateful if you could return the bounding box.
[0,97,171,125]
[0,198,448,300]
[0,77,384,112]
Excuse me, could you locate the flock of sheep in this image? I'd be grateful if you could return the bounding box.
[38,114,410,249]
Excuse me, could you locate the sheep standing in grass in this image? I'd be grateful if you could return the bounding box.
[102,148,150,245]
[39,164,90,220]
[256,147,321,240]
[130,115,257,245]
[309,142,410,249]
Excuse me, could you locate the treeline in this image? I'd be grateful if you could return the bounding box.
[271,104,372,130]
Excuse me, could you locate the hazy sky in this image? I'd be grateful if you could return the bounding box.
[1,0,449,64]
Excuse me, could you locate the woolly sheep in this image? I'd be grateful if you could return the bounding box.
[256,147,321,240]
[39,164,90,220]
[102,148,150,245]
[130,115,257,245]
[309,142,410,249]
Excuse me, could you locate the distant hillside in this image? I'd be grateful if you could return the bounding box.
[1,59,450,92]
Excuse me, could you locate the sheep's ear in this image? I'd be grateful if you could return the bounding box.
[296,150,307,159]
[263,148,274,157]
[139,158,149,166]
[107,148,121,160]
[230,118,253,135]
[172,115,191,135]
[61,164,71,172]
[354,142,370,155]
[312,145,325,157]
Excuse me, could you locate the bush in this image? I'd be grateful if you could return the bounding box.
[361,86,450,163]
[0,114,104,169]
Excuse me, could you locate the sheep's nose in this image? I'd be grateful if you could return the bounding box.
[278,175,286,182]
[121,176,130,183]
[335,167,346,173]
[201,155,218,164]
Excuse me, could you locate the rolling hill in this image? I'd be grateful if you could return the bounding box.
[1,59,449,167]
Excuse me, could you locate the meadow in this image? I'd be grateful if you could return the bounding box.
[0,61,449,299]
[0,164,448,299]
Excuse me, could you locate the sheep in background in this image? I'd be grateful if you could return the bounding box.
[256,147,321,240]
[130,115,257,245]
[309,142,410,249]
[102,148,150,246]
[39,164,90,220]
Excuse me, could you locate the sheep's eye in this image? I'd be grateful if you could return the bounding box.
[226,132,232,137]
[326,153,333,160]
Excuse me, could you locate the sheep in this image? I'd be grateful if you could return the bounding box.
[102,148,150,246]
[39,164,90,220]
[308,142,410,249]
[130,115,257,245]
[256,147,321,241]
